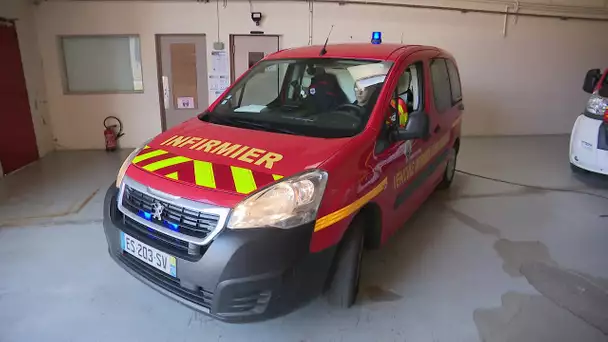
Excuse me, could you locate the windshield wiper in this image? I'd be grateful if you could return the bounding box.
[231,118,297,135]
[205,112,297,135]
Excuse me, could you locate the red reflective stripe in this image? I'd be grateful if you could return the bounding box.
[155,161,196,184]
[135,152,174,167]
[251,170,275,189]
[212,163,237,193]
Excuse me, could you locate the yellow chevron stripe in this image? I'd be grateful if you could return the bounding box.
[142,156,191,172]
[194,160,216,189]
[166,172,179,180]
[132,149,168,164]
[272,174,283,181]
[314,178,388,232]
[231,166,257,194]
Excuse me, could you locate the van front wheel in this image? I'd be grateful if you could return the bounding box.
[437,147,457,189]
[326,220,364,308]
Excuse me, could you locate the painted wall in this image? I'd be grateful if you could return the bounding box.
[0,0,54,157]
[34,1,608,149]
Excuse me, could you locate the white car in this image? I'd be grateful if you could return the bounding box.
[570,68,608,176]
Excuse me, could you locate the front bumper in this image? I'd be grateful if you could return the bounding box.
[569,114,608,176]
[103,185,336,322]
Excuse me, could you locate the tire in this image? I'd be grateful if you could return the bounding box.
[437,146,457,190]
[326,220,365,308]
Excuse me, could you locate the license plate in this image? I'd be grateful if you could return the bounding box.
[121,232,177,277]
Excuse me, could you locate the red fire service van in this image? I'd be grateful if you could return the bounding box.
[103,42,464,322]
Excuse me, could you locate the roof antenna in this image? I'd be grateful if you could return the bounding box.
[319,25,334,56]
[400,32,404,44]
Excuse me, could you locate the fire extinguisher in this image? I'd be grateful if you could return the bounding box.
[103,116,124,152]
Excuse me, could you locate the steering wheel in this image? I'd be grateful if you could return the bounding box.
[334,103,365,117]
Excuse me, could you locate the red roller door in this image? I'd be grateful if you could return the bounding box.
[0,20,38,175]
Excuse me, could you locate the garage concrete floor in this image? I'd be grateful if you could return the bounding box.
[1,136,607,342]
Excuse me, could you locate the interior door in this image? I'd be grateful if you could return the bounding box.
[158,35,209,130]
[0,20,39,175]
[231,35,279,82]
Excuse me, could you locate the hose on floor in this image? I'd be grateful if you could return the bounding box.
[455,169,608,201]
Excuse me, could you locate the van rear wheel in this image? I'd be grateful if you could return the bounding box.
[326,220,364,308]
[437,147,457,189]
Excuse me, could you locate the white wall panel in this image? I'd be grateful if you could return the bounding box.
[34,1,608,149]
[544,0,605,7]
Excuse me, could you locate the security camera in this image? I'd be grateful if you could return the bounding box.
[251,12,263,26]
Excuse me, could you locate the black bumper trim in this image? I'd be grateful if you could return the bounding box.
[103,184,337,322]
[119,252,213,308]
[583,110,604,121]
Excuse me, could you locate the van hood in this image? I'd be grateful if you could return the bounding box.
[131,118,351,195]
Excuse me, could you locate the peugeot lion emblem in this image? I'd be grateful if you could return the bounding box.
[152,202,165,220]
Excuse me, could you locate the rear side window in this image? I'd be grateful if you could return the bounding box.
[430,59,451,113]
[446,59,462,103]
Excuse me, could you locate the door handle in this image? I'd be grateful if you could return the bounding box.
[434,125,441,133]
[162,76,170,110]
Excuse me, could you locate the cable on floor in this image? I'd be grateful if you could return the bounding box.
[455,169,608,201]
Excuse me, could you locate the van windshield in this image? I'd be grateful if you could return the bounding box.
[204,59,393,138]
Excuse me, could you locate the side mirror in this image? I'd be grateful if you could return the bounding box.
[583,69,601,94]
[391,110,429,141]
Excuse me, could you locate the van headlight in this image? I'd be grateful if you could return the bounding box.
[586,94,608,116]
[115,141,150,187]
[227,170,328,229]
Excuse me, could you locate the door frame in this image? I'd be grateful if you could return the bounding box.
[229,34,280,84]
[154,33,207,132]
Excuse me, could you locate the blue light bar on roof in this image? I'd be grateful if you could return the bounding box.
[371,32,382,45]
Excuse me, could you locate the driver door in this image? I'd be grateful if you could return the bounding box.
[373,59,434,238]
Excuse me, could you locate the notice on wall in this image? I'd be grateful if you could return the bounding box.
[209,49,230,102]
[211,50,229,74]
[209,75,229,91]
[177,97,195,109]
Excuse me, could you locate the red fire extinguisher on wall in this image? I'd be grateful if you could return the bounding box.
[103,116,124,152]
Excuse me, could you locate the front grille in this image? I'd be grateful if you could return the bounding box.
[122,185,219,239]
[120,252,213,309]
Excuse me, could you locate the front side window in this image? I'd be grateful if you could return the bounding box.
[375,62,424,154]
[396,63,423,113]
[430,59,452,113]
[207,59,393,138]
